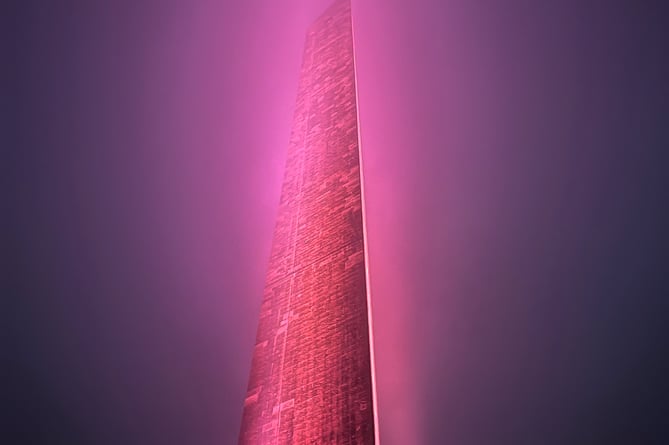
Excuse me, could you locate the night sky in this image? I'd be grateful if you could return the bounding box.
[9,0,669,444]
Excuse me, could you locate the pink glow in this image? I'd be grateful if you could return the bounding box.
[17,0,666,443]
[238,2,377,442]
[351,14,380,445]
[352,6,381,444]
[351,2,423,443]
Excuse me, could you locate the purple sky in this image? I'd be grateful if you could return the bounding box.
[10,0,669,443]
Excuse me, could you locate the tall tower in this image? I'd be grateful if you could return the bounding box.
[238,0,378,443]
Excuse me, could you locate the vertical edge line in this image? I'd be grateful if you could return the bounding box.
[350,2,381,443]
[275,34,314,442]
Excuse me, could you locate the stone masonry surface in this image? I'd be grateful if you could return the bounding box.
[238,1,376,444]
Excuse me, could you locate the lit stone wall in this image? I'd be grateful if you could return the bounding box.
[239,1,376,443]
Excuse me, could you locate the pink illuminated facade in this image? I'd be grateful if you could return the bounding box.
[238,0,377,443]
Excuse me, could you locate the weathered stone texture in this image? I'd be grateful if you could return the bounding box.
[239,1,376,444]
